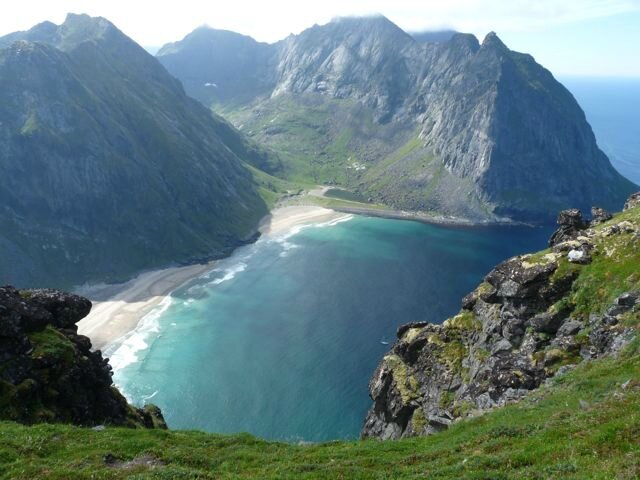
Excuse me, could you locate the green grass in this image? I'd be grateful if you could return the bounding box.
[223,93,415,189]
[324,188,370,203]
[1,345,638,479]
[551,209,640,321]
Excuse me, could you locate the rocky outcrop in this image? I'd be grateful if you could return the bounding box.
[0,286,165,428]
[362,195,640,439]
[624,192,640,211]
[548,209,588,247]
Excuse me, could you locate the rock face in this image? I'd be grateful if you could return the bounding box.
[157,16,636,222]
[548,209,588,246]
[362,193,640,439]
[0,14,269,287]
[0,285,166,428]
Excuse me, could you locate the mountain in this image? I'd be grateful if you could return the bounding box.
[157,16,637,223]
[157,26,276,108]
[363,194,640,439]
[411,30,458,43]
[0,14,270,288]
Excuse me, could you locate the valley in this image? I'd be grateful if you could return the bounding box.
[0,8,639,479]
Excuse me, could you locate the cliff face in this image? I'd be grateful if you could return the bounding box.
[362,193,640,439]
[0,286,165,428]
[0,14,269,288]
[157,16,636,222]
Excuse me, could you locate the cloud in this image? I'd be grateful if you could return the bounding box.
[1,0,639,45]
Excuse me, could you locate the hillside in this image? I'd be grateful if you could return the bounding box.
[0,14,272,288]
[1,195,638,479]
[158,16,636,223]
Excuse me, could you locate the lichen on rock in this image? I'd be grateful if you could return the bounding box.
[362,194,640,439]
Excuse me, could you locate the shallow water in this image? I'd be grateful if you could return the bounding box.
[111,216,552,441]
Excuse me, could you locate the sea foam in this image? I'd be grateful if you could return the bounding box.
[106,295,173,373]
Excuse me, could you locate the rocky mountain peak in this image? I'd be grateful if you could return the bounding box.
[157,15,637,222]
[481,31,507,50]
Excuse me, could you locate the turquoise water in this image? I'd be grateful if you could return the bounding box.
[110,77,640,442]
[111,216,551,441]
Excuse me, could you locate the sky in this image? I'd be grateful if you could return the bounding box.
[1,0,639,77]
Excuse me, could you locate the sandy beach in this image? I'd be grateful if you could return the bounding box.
[77,205,347,351]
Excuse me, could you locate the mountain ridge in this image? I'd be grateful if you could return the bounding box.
[157,16,637,223]
[0,14,271,288]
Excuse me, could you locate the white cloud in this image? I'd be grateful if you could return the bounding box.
[1,0,639,46]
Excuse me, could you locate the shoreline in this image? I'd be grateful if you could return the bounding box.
[331,206,532,228]
[77,205,347,352]
[283,186,534,228]
[76,200,527,353]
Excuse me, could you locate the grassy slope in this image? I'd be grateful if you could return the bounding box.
[1,206,639,479]
[221,93,419,188]
[0,348,637,479]
[221,94,493,219]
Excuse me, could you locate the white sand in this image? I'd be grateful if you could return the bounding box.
[78,205,349,351]
[77,262,215,351]
[259,205,346,236]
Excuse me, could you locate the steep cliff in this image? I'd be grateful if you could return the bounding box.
[0,14,270,288]
[158,16,636,222]
[0,286,165,428]
[362,193,640,439]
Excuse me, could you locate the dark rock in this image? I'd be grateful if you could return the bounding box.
[0,286,165,429]
[557,320,582,336]
[615,292,638,308]
[623,192,640,211]
[21,289,92,329]
[396,322,429,339]
[549,209,587,247]
[530,312,564,334]
[590,207,612,226]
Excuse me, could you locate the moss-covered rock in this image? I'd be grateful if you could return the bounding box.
[0,286,165,429]
[363,196,640,440]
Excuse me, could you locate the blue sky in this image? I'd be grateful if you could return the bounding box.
[500,10,640,77]
[1,0,639,77]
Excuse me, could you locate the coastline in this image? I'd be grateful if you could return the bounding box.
[331,206,529,228]
[76,199,522,354]
[77,205,347,352]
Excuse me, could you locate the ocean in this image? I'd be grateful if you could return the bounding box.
[111,77,639,442]
[562,76,640,184]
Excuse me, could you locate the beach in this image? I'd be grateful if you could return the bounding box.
[77,205,346,351]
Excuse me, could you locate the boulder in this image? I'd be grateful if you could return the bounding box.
[548,209,587,247]
[590,207,612,226]
[623,192,640,211]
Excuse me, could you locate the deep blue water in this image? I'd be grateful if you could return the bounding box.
[562,76,640,185]
[111,217,551,441]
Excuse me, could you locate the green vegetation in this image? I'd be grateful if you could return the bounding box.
[1,345,638,479]
[550,208,640,321]
[222,93,419,192]
[324,188,369,203]
[28,326,76,366]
